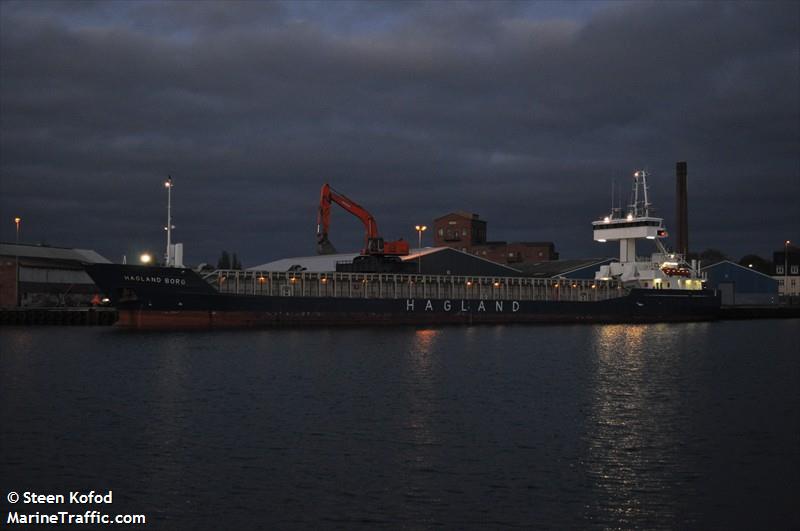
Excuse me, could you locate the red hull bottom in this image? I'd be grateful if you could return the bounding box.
[116,309,717,329]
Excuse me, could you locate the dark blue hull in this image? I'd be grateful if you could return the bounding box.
[86,264,721,328]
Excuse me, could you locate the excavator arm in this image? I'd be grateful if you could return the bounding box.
[316,183,408,256]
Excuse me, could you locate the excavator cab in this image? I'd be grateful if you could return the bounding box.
[382,239,409,256]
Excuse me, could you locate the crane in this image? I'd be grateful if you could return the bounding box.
[316,183,409,257]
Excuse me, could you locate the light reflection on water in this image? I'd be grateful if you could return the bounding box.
[403,328,441,451]
[585,324,682,527]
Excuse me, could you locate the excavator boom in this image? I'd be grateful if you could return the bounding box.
[316,183,408,256]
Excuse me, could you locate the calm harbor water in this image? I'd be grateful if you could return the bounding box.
[1,320,798,529]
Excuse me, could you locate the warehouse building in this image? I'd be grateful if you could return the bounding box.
[702,260,778,306]
[432,212,558,265]
[0,243,111,308]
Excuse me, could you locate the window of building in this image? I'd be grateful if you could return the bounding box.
[778,279,784,286]
[462,229,467,236]
[776,266,784,274]
[792,265,799,274]
[438,228,443,236]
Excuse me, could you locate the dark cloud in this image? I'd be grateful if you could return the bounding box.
[1,0,797,266]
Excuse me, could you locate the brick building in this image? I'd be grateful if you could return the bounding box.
[433,212,487,248]
[433,212,558,266]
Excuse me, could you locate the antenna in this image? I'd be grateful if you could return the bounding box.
[611,179,615,216]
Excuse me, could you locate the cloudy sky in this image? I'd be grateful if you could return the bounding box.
[1,0,798,266]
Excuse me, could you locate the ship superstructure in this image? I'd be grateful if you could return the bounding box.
[592,170,703,290]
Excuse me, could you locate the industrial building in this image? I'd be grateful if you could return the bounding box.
[432,212,558,265]
[0,243,110,308]
[702,260,778,306]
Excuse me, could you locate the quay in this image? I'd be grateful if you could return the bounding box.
[0,308,118,326]
[718,305,800,320]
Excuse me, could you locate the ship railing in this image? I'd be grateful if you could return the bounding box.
[205,270,625,303]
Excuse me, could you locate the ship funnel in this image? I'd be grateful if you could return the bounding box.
[676,161,688,257]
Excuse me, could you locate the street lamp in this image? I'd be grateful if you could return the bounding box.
[785,240,791,299]
[13,217,21,307]
[415,225,427,274]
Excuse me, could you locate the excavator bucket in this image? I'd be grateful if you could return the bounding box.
[317,236,337,255]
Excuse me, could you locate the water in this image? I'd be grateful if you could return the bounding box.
[1,321,798,529]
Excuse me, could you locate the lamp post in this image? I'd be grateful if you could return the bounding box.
[785,240,791,299]
[14,217,21,307]
[164,176,173,267]
[415,225,427,274]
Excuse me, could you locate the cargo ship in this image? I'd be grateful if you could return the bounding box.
[86,170,720,328]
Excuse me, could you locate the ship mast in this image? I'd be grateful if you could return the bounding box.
[164,176,173,267]
[629,170,651,218]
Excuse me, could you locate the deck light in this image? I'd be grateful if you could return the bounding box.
[139,253,152,264]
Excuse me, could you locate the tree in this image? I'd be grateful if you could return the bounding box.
[688,248,728,266]
[217,250,231,269]
[738,254,772,275]
[216,250,242,270]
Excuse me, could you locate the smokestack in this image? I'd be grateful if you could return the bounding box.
[676,161,688,257]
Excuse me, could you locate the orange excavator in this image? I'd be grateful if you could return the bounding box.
[316,183,410,261]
